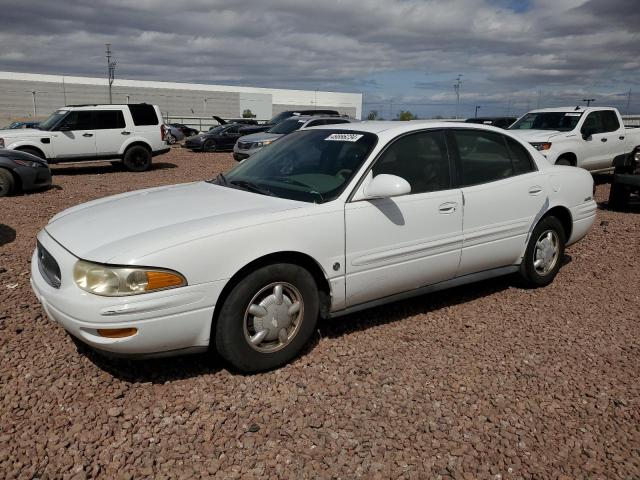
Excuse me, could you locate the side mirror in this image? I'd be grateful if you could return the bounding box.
[57,125,72,131]
[581,127,594,140]
[363,174,411,199]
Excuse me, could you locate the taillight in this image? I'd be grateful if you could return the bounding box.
[160,125,166,141]
[0,138,4,148]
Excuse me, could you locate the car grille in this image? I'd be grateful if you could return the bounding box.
[37,241,61,288]
[237,141,253,150]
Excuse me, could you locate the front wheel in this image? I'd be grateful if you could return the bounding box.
[214,263,319,373]
[519,216,566,287]
[0,168,15,197]
[203,140,217,152]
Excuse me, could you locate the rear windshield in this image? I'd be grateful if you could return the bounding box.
[268,118,306,135]
[510,112,582,131]
[128,104,158,126]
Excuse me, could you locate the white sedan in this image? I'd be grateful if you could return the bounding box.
[31,122,597,372]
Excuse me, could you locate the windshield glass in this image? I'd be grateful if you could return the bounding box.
[267,118,305,135]
[207,125,225,135]
[509,112,582,131]
[269,112,296,125]
[222,129,377,203]
[38,110,68,131]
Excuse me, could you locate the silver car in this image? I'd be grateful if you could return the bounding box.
[233,115,355,161]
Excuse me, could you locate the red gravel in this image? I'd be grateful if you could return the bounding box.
[1,147,639,479]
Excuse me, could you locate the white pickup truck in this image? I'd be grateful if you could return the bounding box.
[508,106,640,173]
[0,104,170,172]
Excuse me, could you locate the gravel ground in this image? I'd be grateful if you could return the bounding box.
[1,147,639,479]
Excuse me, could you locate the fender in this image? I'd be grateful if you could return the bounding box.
[6,139,52,159]
[118,136,152,156]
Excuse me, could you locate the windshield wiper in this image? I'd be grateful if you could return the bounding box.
[269,176,325,203]
[230,179,275,197]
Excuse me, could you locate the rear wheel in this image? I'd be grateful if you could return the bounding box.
[214,263,319,373]
[122,146,152,172]
[555,157,573,166]
[166,134,176,145]
[519,216,566,287]
[0,168,15,197]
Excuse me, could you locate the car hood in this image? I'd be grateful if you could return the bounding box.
[45,181,306,263]
[0,128,49,139]
[508,129,566,142]
[239,132,283,143]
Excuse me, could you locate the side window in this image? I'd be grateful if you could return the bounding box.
[305,120,324,127]
[325,119,350,125]
[372,130,450,195]
[582,112,605,134]
[59,111,93,131]
[601,111,620,132]
[93,111,126,130]
[453,130,514,186]
[505,137,535,175]
[128,104,158,126]
[225,125,240,134]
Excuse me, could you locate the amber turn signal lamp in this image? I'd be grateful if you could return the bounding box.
[97,328,138,338]
[146,271,185,290]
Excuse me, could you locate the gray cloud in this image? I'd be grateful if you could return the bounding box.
[0,0,638,116]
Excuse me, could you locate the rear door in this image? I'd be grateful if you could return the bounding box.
[51,110,97,159]
[449,128,545,276]
[93,110,127,156]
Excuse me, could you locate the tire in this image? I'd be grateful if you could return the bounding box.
[17,147,45,160]
[166,134,176,145]
[215,263,319,373]
[203,140,217,152]
[555,157,572,166]
[519,216,566,288]
[0,168,15,197]
[122,146,152,172]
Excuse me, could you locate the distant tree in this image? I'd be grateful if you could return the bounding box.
[367,110,380,120]
[396,110,418,121]
[242,109,256,118]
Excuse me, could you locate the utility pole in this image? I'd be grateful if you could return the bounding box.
[62,75,67,106]
[474,105,481,118]
[537,89,542,108]
[583,98,595,107]
[626,89,632,115]
[105,43,116,104]
[31,91,37,116]
[453,74,463,119]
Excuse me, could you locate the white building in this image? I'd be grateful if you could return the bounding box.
[0,71,362,125]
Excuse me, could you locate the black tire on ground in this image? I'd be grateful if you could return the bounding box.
[214,263,319,373]
[203,140,216,152]
[16,147,45,160]
[555,157,572,166]
[519,216,566,288]
[122,146,152,172]
[0,168,15,197]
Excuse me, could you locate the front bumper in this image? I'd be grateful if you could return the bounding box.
[30,229,227,357]
[15,165,52,191]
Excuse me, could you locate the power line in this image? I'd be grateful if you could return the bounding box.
[105,44,117,104]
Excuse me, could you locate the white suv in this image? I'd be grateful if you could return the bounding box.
[0,104,170,172]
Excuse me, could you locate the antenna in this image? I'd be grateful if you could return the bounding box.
[105,43,117,104]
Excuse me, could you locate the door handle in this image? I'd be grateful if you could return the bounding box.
[438,202,457,214]
[600,138,607,142]
[121,131,131,135]
[82,133,93,137]
[528,186,543,195]
[619,136,625,140]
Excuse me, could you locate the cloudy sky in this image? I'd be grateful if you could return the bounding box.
[0,0,638,118]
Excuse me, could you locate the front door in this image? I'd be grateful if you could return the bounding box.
[51,111,96,159]
[448,129,546,276]
[344,130,463,307]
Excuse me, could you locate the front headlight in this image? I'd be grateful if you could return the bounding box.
[14,159,42,168]
[73,260,187,296]
[256,140,274,148]
[530,142,552,151]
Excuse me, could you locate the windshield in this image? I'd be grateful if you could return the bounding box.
[221,129,378,203]
[269,112,297,125]
[38,110,68,131]
[267,118,305,135]
[510,112,582,131]
[207,125,225,134]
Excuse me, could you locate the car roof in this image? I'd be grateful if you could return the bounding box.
[526,106,617,114]
[283,115,352,122]
[306,120,519,136]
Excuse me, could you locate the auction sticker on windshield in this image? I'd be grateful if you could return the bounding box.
[325,133,363,142]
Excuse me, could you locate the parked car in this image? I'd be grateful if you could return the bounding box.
[31,122,596,373]
[184,124,247,152]
[169,123,199,138]
[3,121,40,130]
[0,104,169,172]
[509,107,640,172]
[163,124,185,144]
[0,148,52,197]
[465,117,516,129]
[212,116,259,127]
[238,109,342,136]
[233,115,355,161]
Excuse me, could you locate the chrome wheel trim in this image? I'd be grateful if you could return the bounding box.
[243,282,304,353]
[533,229,560,275]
